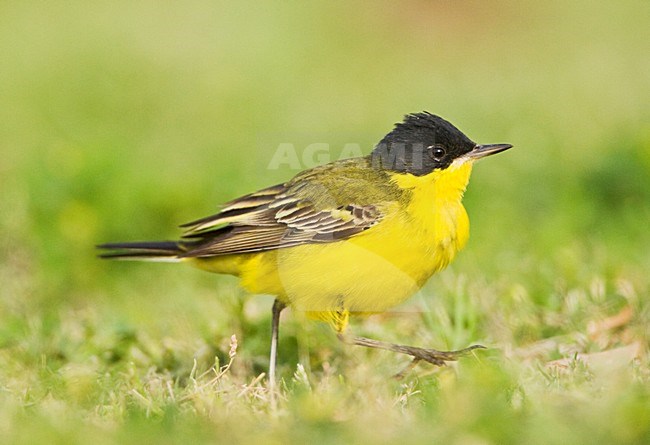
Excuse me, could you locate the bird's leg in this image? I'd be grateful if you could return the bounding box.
[338,334,485,367]
[269,299,286,386]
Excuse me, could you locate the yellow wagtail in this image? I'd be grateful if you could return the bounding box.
[99,112,512,380]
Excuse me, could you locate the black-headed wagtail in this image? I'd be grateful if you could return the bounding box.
[99,112,512,381]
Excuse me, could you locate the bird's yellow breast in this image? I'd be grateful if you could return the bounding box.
[193,161,474,324]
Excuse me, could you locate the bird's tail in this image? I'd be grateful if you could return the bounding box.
[97,241,185,262]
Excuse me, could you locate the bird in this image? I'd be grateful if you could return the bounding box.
[98,112,512,381]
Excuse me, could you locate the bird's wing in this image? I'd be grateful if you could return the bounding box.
[179,159,401,257]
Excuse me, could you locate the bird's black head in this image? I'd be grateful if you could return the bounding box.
[370,112,485,176]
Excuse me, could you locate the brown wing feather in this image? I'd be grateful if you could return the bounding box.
[179,158,399,258]
[180,184,285,232]
[180,195,383,258]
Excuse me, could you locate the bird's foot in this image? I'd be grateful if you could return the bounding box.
[341,335,486,375]
[394,343,486,366]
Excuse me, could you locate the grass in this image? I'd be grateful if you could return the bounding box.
[1,0,649,443]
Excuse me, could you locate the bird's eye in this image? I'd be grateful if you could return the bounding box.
[431,146,446,160]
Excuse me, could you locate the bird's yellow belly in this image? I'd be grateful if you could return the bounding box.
[192,202,469,318]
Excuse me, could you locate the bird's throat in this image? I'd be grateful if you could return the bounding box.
[390,160,474,206]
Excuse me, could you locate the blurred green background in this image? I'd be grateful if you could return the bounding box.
[1,1,649,444]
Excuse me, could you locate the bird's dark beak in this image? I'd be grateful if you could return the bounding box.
[466,143,512,160]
